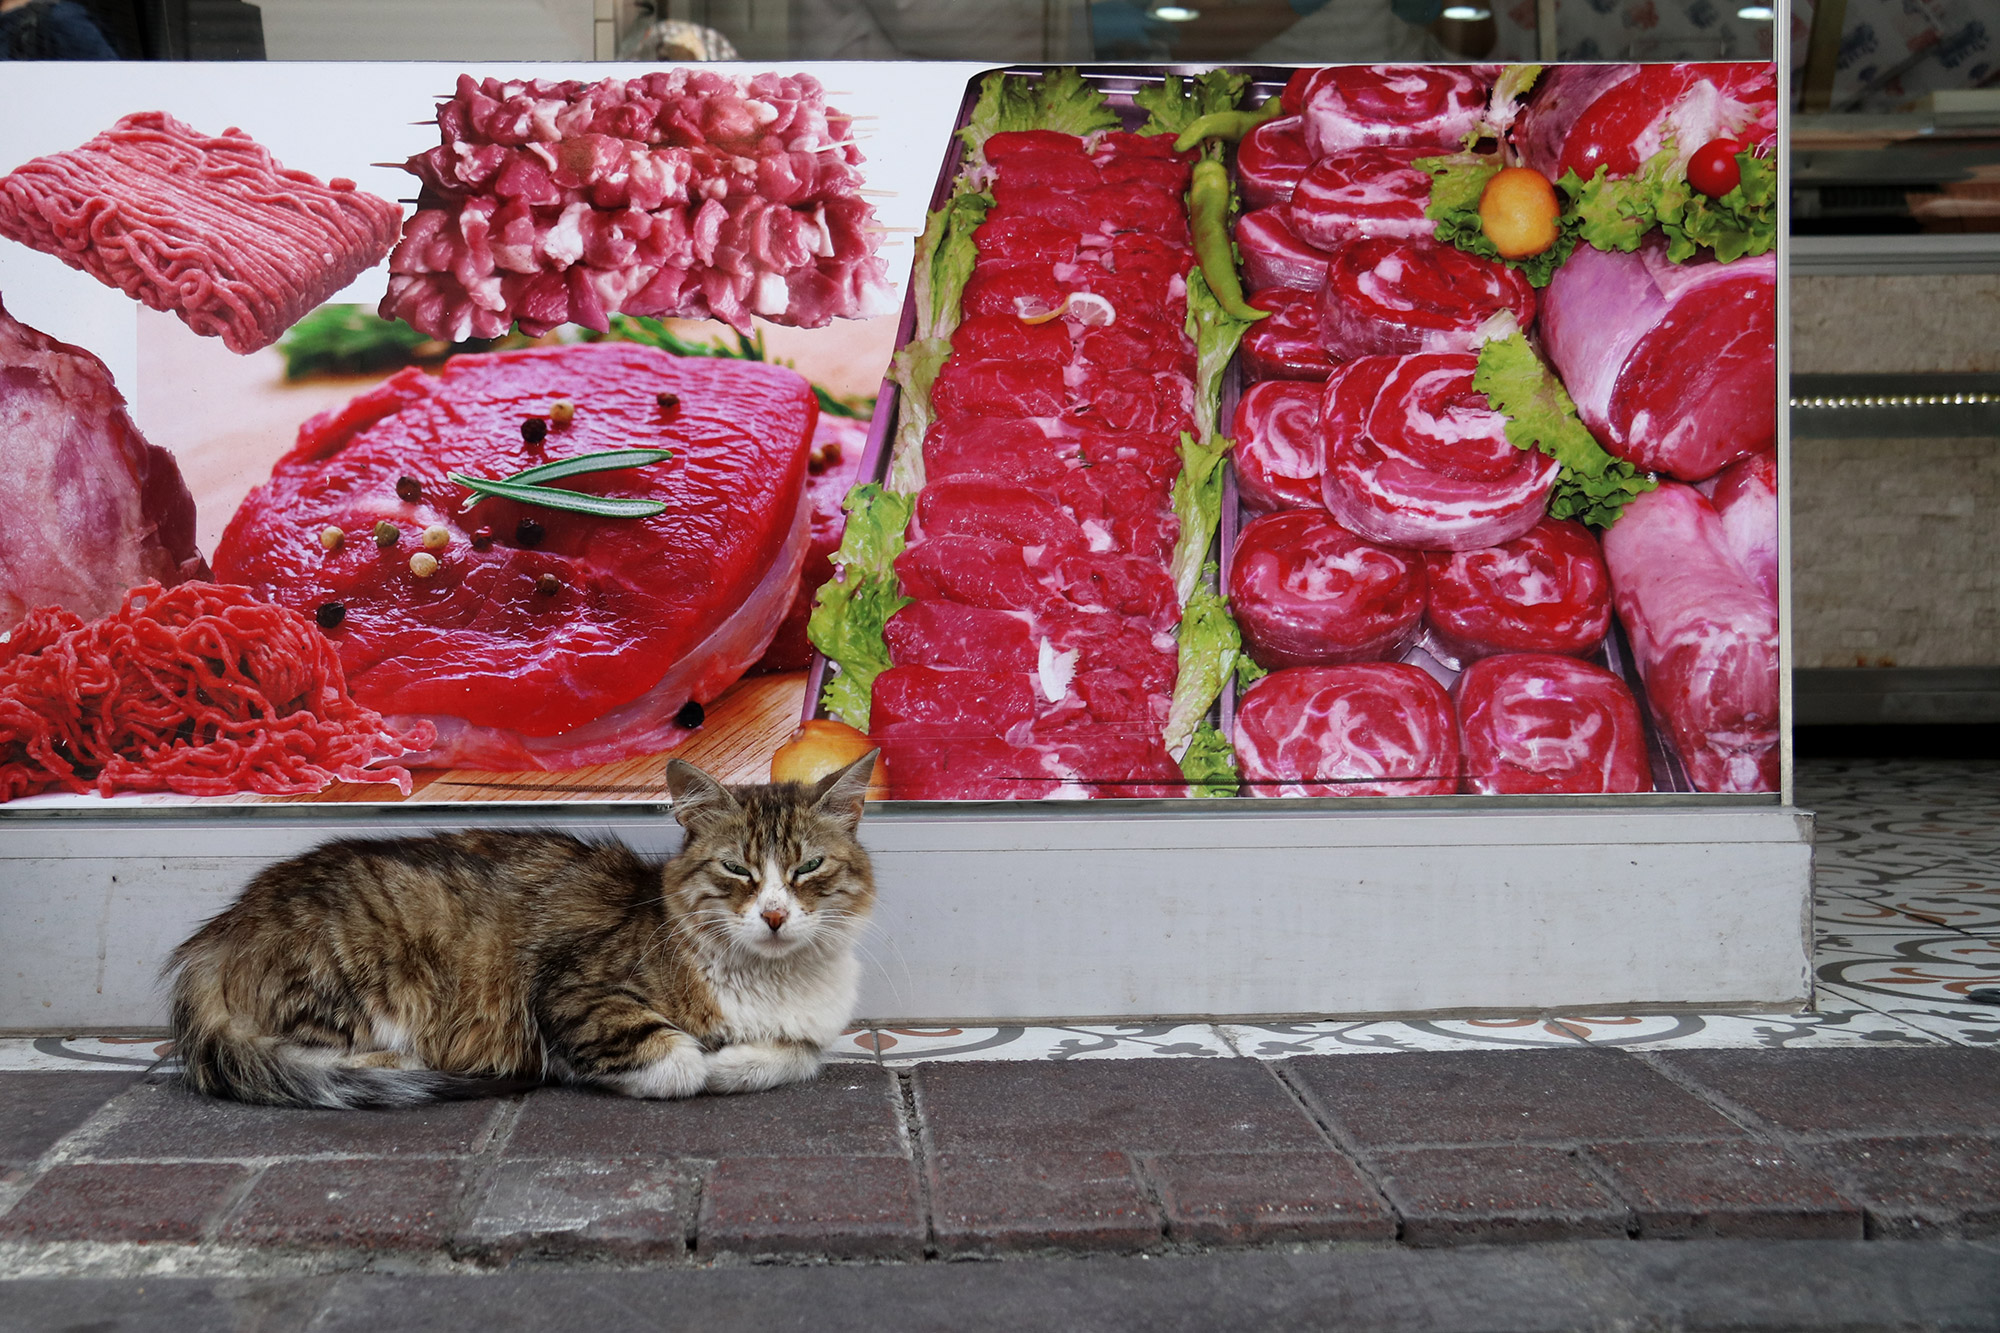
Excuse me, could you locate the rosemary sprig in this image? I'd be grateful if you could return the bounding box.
[449,473,666,518]
[454,448,673,516]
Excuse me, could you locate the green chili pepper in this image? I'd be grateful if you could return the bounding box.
[1172,96,1283,154]
[1189,158,1268,324]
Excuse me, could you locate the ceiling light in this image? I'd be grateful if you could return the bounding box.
[1736,4,1774,17]
[1150,4,1200,18]
[1441,5,1492,18]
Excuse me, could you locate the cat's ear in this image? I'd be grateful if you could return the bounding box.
[666,758,739,833]
[810,749,879,833]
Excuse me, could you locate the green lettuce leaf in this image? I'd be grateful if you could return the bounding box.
[912,191,991,343]
[1134,69,1251,137]
[1561,142,1776,265]
[959,68,1119,165]
[885,337,950,495]
[1477,64,1542,140]
[1185,267,1257,448]
[1473,333,1656,529]
[1164,577,1241,757]
[1235,652,1269,692]
[807,483,916,731]
[1170,430,1232,606]
[1179,721,1240,798]
[1415,152,1575,288]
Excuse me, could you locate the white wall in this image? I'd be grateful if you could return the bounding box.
[257,0,596,60]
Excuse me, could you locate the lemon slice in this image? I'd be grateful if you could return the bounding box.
[1015,292,1118,327]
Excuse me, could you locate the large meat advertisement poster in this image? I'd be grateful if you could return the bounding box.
[0,60,1780,811]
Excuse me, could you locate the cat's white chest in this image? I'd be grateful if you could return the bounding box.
[708,950,858,1048]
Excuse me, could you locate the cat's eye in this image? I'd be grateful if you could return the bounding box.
[718,860,753,879]
[793,857,824,877]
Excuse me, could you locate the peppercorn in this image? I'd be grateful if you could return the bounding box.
[374,521,399,548]
[550,399,575,428]
[675,699,705,729]
[316,602,346,630]
[656,392,681,414]
[395,475,422,503]
[522,416,548,445]
[410,552,439,578]
[470,526,495,552]
[535,573,561,597]
[318,526,344,551]
[516,517,544,548]
[422,524,451,552]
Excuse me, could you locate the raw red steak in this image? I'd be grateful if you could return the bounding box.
[1288,145,1436,251]
[1320,235,1536,361]
[1234,663,1458,798]
[1241,287,1336,382]
[753,412,870,674]
[0,297,207,630]
[1230,511,1424,669]
[1599,482,1778,793]
[1320,354,1557,551]
[885,600,1175,693]
[0,114,402,355]
[1232,379,1324,513]
[1237,116,1314,208]
[1421,517,1612,666]
[877,721,1183,800]
[1455,653,1651,795]
[1518,62,1778,187]
[1294,65,1490,159]
[1704,448,1778,603]
[212,344,814,770]
[1539,240,1774,482]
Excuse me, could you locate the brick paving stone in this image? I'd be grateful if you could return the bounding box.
[1288,1050,1743,1149]
[0,1162,249,1243]
[928,1150,1161,1256]
[1584,1140,1864,1240]
[0,1072,140,1167]
[220,1158,472,1250]
[1373,1145,1633,1246]
[81,1079,501,1161]
[1813,1135,2000,1239]
[697,1155,923,1260]
[1655,1049,2000,1138]
[912,1060,1323,1156]
[1141,1150,1395,1246]
[455,1158,696,1260]
[505,1069,904,1159]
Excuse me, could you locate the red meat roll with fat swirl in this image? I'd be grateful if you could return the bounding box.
[1454,654,1651,795]
[1229,510,1425,670]
[1421,517,1613,667]
[1234,663,1459,798]
[1319,235,1536,362]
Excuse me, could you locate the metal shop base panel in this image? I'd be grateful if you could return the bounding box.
[0,804,1813,1030]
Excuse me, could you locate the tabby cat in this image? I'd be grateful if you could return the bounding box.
[166,752,878,1108]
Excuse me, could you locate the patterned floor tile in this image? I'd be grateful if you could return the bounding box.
[1222,1018,1588,1058]
[826,1029,883,1063]
[1549,1007,1946,1051]
[866,1024,1235,1064]
[0,1037,173,1071]
[1814,930,2000,1011]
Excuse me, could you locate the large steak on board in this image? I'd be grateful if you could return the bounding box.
[214,343,815,771]
[1455,654,1651,795]
[0,296,206,630]
[1539,239,1775,483]
[1234,663,1458,798]
[1600,482,1778,793]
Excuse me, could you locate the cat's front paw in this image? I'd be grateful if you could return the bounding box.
[608,1034,707,1099]
[704,1040,823,1094]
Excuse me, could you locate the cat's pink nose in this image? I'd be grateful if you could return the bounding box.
[761,908,788,932]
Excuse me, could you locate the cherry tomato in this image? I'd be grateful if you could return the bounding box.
[1687,138,1744,198]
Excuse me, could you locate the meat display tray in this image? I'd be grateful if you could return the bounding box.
[805,62,1769,806]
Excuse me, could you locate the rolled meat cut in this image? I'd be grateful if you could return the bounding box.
[1229,510,1425,669]
[1234,663,1458,798]
[1539,239,1775,482]
[1517,62,1778,186]
[1704,448,1778,603]
[1236,208,1333,293]
[1455,653,1651,795]
[1319,235,1536,362]
[1232,379,1325,513]
[1237,115,1313,208]
[1320,354,1558,551]
[1241,287,1336,382]
[1599,482,1778,793]
[1288,145,1435,251]
[1422,517,1613,666]
[1295,65,1490,159]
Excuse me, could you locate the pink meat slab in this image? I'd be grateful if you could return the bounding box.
[1703,448,1778,603]
[1517,62,1777,186]
[1229,510,1425,669]
[1421,517,1613,667]
[0,112,402,355]
[1234,663,1459,798]
[1454,654,1651,795]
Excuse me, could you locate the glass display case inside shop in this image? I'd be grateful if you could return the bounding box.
[0,57,1781,814]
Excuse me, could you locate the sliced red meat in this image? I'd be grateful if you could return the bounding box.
[1289,145,1436,251]
[951,313,1072,363]
[1075,429,1185,489]
[1599,482,1778,793]
[876,721,1182,800]
[1704,448,1778,602]
[1241,287,1336,382]
[897,534,1054,611]
[1422,517,1612,666]
[930,357,1067,418]
[871,665,1036,733]
[960,262,1068,321]
[0,114,402,355]
[1296,65,1490,159]
[1094,231,1197,288]
[1233,380,1325,513]
[1319,235,1537,361]
[1539,240,1774,482]
[212,343,814,770]
[1051,551,1180,628]
[1320,354,1557,551]
[885,600,1174,692]
[753,412,870,673]
[916,477,1089,554]
[986,183,1188,240]
[925,417,1082,486]
[1236,208,1334,293]
[1053,466,1178,560]
[972,214,1080,265]
[1454,654,1651,795]
[1234,663,1458,797]
[1519,63,1778,186]
[1237,115,1314,208]
[1077,322,1192,376]
[0,297,208,630]
[1230,511,1425,669]
[1069,364,1193,436]
[989,148,1103,191]
[984,129,1096,161]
